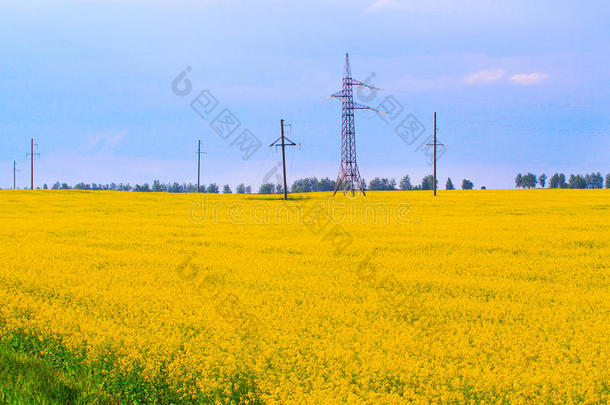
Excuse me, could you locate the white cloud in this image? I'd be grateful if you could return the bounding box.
[81,130,127,154]
[509,73,549,85]
[464,69,506,84]
[365,0,402,13]
[364,0,433,13]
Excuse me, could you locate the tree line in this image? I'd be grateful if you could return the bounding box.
[24,172,609,193]
[515,172,610,189]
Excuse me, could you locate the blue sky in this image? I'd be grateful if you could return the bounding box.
[1,0,609,189]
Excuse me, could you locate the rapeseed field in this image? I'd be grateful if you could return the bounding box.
[0,189,608,403]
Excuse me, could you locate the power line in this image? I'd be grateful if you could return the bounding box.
[269,119,298,200]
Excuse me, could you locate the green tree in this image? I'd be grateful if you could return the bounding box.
[292,177,318,193]
[206,183,219,193]
[549,173,559,188]
[559,173,567,188]
[421,175,436,190]
[538,174,547,188]
[568,175,587,189]
[316,177,335,191]
[399,175,413,190]
[521,173,537,189]
[586,172,603,189]
[259,183,275,194]
[515,173,522,188]
[369,177,396,191]
[152,180,163,192]
[445,178,454,190]
[222,184,232,193]
[606,174,610,189]
[236,184,246,193]
[461,179,473,190]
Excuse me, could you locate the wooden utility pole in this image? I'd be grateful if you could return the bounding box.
[197,140,201,192]
[26,138,40,190]
[196,140,206,192]
[426,112,444,196]
[269,119,297,200]
[13,161,16,189]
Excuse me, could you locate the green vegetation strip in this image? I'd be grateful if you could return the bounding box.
[0,328,263,404]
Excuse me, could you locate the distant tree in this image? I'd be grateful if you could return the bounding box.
[515,173,522,188]
[43,183,48,189]
[259,183,275,194]
[559,173,567,188]
[445,178,454,190]
[245,185,252,194]
[481,186,486,190]
[586,172,604,189]
[461,179,474,190]
[52,182,60,190]
[292,177,319,193]
[421,175,436,191]
[236,184,246,194]
[206,183,219,193]
[61,183,71,189]
[368,177,396,191]
[549,173,559,188]
[168,182,182,193]
[606,174,610,189]
[223,184,232,193]
[152,180,163,192]
[521,173,537,189]
[74,182,90,190]
[568,175,587,189]
[316,177,335,191]
[538,174,547,188]
[276,184,284,194]
[399,175,413,190]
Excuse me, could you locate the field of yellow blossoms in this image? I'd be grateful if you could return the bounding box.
[0,189,608,403]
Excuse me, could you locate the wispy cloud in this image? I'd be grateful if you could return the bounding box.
[464,69,506,85]
[364,0,432,13]
[365,0,402,13]
[509,72,549,85]
[81,130,127,154]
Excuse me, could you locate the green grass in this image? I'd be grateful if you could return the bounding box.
[0,331,113,404]
[0,328,264,404]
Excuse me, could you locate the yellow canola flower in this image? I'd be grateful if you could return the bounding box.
[0,189,608,403]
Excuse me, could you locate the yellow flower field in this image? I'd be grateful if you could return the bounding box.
[0,189,608,403]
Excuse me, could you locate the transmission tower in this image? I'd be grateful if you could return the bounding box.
[330,53,380,196]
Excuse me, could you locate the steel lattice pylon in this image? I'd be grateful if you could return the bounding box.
[330,53,379,196]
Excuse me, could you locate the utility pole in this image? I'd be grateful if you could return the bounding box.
[26,138,40,190]
[426,112,445,196]
[269,119,297,200]
[13,161,17,189]
[196,140,206,192]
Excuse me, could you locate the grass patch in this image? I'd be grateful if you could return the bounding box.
[0,329,263,404]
